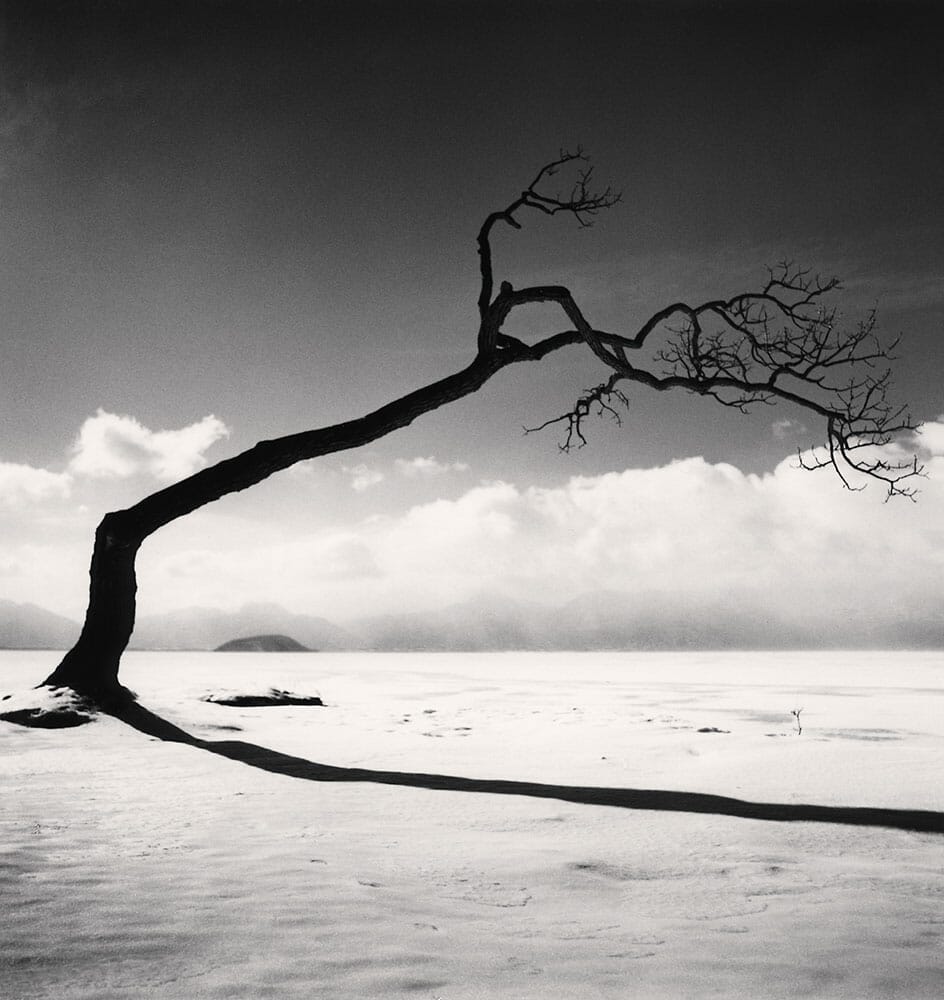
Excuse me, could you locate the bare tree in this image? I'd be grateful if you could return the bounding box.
[30,150,919,708]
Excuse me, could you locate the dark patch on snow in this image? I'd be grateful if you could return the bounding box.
[0,706,93,728]
[203,688,323,707]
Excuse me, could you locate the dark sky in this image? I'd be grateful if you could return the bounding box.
[1,0,943,620]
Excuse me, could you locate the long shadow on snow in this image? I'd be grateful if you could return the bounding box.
[112,700,944,834]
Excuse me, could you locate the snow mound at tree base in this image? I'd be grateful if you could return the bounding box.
[0,685,96,728]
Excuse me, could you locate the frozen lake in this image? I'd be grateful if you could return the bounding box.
[2,649,943,998]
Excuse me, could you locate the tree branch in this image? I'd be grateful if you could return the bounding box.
[476,147,621,353]
[511,262,921,498]
[524,374,629,451]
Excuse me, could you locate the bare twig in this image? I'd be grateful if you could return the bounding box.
[524,375,629,452]
[476,147,621,347]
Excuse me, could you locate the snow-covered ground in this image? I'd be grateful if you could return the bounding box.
[2,650,942,998]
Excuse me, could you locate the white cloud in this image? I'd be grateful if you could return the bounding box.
[394,456,470,478]
[288,459,318,478]
[343,463,384,492]
[0,539,95,618]
[125,420,944,634]
[157,531,378,587]
[339,456,468,491]
[69,410,229,482]
[10,419,943,641]
[772,418,807,440]
[0,461,72,506]
[914,415,944,457]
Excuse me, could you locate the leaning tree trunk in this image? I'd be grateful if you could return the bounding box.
[41,346,555,702]
[43,514,141,702]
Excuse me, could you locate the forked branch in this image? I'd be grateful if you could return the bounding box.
[476,147,621,343]
[525,374,629,452]
[471,168,921,498]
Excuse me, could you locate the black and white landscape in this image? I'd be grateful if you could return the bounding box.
[2,1,943,998]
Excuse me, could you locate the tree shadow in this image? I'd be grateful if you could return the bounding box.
[112,700,944,835]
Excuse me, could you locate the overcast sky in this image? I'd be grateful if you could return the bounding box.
[1,1,942,638]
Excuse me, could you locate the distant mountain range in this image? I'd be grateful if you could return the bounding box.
[130,602,353,651]
[0,601,80,650]
[1,594,941,651]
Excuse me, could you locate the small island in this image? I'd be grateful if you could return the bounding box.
[214,634,310,653]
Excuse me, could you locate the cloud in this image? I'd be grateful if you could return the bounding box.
[0,539,96,617]
[126,420,944,637]
[394,456,470,478]
[12,418,943,643]
[288,459,318,478]
[772,418,807,440]
[913,415,944,457]
[343,464,384,492]
[339,456,469,491]
[0,461,72,506]
[69,410,229,482]
[0,554,20,574]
